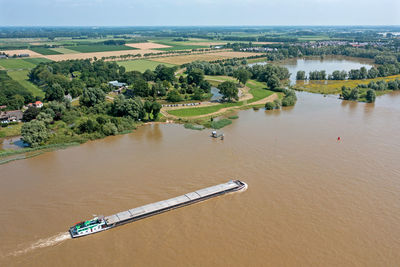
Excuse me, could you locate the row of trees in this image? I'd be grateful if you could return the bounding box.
[296,63,400,81]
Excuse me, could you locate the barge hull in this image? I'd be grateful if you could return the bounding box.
[104,180,246,227]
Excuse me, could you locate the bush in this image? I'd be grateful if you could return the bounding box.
[210,119,232,129]
[166,90,183,102]
[265,102,276,110]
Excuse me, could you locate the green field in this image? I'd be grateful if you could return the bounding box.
[117,59,176,72]
[0,58,36,70]
[68,45,137,53]
[152,41,208,51]
[23,57,52,65]
[246,80,274,103]
[7,70,45,97]
[30,47,62,55]
[0,57,51,70]
[50,47,78,54]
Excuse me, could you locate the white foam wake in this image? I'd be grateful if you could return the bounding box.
[9,232,71,257]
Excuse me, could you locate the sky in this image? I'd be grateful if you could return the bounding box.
[0,0,399,26]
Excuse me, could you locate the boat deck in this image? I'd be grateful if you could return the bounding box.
[104,180,241,225]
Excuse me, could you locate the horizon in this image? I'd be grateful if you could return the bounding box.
[1,0,399,26]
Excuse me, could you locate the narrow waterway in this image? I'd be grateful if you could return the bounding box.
[1,91,400,266]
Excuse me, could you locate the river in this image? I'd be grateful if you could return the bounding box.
[250,56,374,84]
[1,91,400,266]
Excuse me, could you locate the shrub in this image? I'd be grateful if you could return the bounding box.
[265,102,276,110]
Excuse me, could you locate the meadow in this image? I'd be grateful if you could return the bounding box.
[0,58,51,70]
[117,59,176,72]
[30,47,62,55]
[49,47,79,54]
[7,70,45,97]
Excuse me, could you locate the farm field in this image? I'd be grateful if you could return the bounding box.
[293,74,400,94]
[0,49,42,57]
[43,49,159,61]
[0,58,36,70]
[117,59,176,72]
[68,44,138,53]
[49,47,79,54]
[125,42,171,49]
[30,47,62,55]
[153,51,263,65]
[151,40,209,51]
[0,58,51,70]
[7,70,45,97]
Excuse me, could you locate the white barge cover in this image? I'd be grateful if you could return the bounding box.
[104,180,240,225]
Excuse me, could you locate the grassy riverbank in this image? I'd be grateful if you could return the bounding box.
[167,79,274,117]
[293,74,400,94]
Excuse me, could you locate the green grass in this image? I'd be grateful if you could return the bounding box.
[183,123,205,130]
[117,59,176,72]
[0,58,36,70]
[50,47,78,54]
[7,70,45,97]
[68,45,137,53]
[0,57,51,70]
[0,123,22,138]
[293,74,400,94]
[246,80,274,103]
[168,102,240,117]
[23,57,52,65]
[210,119,232,129]
[228,115,239,119]
[152,41,208,51]
[168,79,274,117]
[30,47,62,55]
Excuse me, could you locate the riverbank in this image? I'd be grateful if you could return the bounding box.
[293,74,400,95]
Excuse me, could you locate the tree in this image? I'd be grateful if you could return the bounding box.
[187,68,204,85]
[144,100,153,114]
[266,74,280,90]
[132,79,150,97]
[234,68,251,85]
[296,71,306,80]
[79,87,105,107]
[22,107,40,122]
[265,102,276,110]
[218,81,238,102]
[166,90,183,102]
[366,89,376,103]
[45,83,65,102]
[143,69,156,81]
[151,102,161,120]
[21,120,49,147]
[112,95,145,120]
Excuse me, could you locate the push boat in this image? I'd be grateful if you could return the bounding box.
[69,180,247,238]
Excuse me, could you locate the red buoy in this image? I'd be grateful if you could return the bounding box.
[337,137,341,141]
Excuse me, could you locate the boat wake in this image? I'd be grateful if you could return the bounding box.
[8,232,71,257]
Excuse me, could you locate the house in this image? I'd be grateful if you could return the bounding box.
[108,80,127,87]
[34,101,43,108]
[0,110,23,122]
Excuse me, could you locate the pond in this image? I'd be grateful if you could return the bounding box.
[249,56,374,84]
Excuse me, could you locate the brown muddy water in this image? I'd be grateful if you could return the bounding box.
[1,92,400,266]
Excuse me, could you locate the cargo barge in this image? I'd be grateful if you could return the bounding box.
[69,180,247,238]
